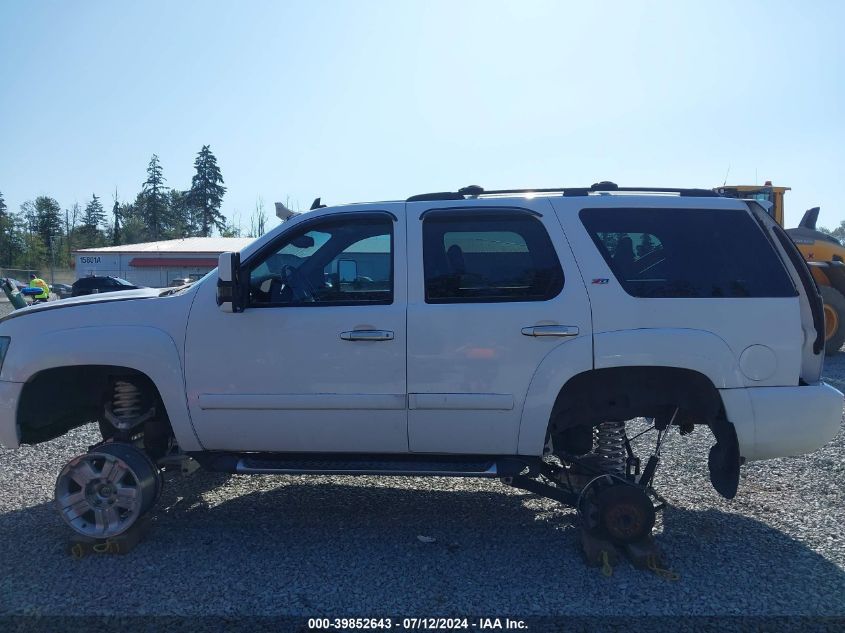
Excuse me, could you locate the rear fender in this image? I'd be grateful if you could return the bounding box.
[593,329,744,388]
[517,336,594,455]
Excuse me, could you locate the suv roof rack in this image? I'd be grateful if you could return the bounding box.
[406,182,720,202]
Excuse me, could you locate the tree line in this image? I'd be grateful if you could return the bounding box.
[819,223,845,243]
[0,145,269,272]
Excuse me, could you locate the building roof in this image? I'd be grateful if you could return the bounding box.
[129,257,219,268]
[74,237,253,254]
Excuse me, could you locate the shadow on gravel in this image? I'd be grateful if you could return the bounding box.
[2,471,844,616]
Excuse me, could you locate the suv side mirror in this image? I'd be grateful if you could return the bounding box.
[217,252,243,312]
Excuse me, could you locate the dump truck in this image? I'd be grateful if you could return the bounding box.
[716,183,845,354]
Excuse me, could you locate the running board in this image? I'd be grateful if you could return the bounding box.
[234,456,499,477]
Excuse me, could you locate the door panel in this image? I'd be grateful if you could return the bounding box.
[406,199,593,454]
[184,206,408,453]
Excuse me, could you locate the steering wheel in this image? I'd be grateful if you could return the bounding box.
[250,266,316,304]
[278,265,316,303]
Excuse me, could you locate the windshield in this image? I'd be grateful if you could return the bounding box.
[113,278,134,286]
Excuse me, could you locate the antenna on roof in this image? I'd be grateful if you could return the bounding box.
[310,197,326,210]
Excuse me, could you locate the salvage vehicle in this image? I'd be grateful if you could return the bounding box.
[49,283,73,299]
[71,275,140,297]
[0,182,841,546]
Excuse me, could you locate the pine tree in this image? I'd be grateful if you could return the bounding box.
[79,194,106,247]
[140,154,168,240]
[187,145,227,237]
[83,194,106,229]
[167,189,191,238]
[112,195,121,245]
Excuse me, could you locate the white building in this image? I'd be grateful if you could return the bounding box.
[73,237,252,288]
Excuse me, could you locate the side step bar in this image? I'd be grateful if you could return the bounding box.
[235,456,499,477]
[190,452,534,478]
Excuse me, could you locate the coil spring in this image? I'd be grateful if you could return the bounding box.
[594,421,626,475]
[112,381,142,422]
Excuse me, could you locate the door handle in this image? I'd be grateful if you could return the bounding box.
[340,329,395,341]
[521,325,579,337]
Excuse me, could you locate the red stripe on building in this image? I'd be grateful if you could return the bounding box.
[129,258,218,267]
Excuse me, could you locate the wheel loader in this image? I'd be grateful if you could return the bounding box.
[716,183,845,354]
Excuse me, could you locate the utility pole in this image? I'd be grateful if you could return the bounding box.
[48,235,55,286]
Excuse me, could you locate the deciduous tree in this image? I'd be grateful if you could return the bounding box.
[32,196,63,246]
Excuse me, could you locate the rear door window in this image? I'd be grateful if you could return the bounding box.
[423,212,564,303]
[580,207,797,298]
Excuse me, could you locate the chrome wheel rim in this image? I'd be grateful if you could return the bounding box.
[55,448,154,538]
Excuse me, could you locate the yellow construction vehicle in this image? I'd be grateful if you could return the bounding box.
[716,183,845,354]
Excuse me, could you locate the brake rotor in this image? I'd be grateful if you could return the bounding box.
[594,484,656,544]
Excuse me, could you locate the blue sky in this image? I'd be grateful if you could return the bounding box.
[1,0,843,232]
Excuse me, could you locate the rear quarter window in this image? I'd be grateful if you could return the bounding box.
[580,207,797,298]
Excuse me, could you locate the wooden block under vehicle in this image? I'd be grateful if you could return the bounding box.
[622,534,667,570]
[579,527,619,568]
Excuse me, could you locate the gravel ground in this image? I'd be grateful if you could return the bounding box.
[0,299,843,618]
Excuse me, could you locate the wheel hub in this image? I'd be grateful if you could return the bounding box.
[87,481,118,505]
[592,484,656,544]
[604,501,647,541]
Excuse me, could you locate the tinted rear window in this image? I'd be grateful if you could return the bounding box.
[580,207,797,298]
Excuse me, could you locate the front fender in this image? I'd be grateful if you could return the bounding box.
[2,325,201,451]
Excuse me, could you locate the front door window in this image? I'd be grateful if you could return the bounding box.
[248,216,393,306]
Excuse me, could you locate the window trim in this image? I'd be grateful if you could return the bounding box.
[419,205,543,221]
[242,211,396,309]
[422,209,564,305]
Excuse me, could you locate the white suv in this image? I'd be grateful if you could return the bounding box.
[0,182,841,544]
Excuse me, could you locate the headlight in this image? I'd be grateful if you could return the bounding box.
[0,337,10,375]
